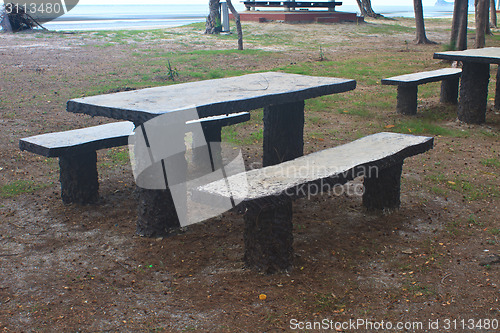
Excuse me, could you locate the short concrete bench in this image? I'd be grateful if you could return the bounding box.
[19,112,250,205]
[195,132,434,273]
[382,68,462,115]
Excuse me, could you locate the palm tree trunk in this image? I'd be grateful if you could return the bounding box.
[414,0,436,44]
[491,0,497,27]
[206,0,221,34]
[476,0,488,48]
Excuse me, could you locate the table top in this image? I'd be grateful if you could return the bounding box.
[67,72,356,124]
[433,47,500,64]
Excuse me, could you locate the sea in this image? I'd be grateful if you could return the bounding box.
[21,3,469,32]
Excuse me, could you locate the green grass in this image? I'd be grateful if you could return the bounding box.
[0,180,48,198]
[427,173,499,201]
[310,293,346,313]
[107,148,130,165]
[481,158,500,168]
[388,119,467,137]
[244,128,264,145]
[221,126,241,145]
[360,23,415,35]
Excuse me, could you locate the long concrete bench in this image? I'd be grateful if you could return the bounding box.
[382,68,462,115]
[19,112,250,205]
[194,132,434,273]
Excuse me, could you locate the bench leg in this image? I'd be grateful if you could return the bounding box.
[458,62,489,124]
[263,101,304,167]
[440,77,459,105]
[363,162,403,210]
[59,152,99,205]
[243,198,293,273]
[136,187,181,237]
[396,86,418,115]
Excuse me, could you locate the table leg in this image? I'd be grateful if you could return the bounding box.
[135,128,187,237]
[136,186,181,237]
[263,101,305,167]
[458,62,489,124]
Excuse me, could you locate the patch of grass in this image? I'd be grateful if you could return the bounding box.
[480,130,499,138]
[221,126,241,145]
[306,96,336,113]
[448,179,484,201]
[406,283,436,297]
[389,119,466,137]
[466,214,482,226]
[3,112,16,119]
[360,23,415,35]
[107,148,130,166]
[309,131,325,139]
[430,186,447,196]
[0,180,48,198]
[481,158,500,168]
[310,293,346,313]
[307,116,328,125]
[428,173,499,201]
[243,128,264,145]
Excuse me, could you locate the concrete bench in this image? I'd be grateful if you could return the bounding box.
[195,132,434,273]
[381,68,462,115]
[19,112,250,205]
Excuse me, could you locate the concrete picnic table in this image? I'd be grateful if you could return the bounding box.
[67,72,356,236]
[434,47,500,124]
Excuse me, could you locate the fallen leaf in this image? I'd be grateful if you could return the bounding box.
[385,124,395,129]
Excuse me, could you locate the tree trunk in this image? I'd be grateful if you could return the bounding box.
[476,0,488,48]
[456,0,469,50]
[414,0,436,44]
[355,0,383,18]
[491,0,497,27]
[205,0,221,34]
[226,0,243,50]
[485,0,492,34]
[451,0,468,50]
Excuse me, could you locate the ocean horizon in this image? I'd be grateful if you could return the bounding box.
[39,4,464,31]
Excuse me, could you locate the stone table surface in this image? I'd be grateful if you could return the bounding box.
[433,47,500,64]
[67,72,356,124]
